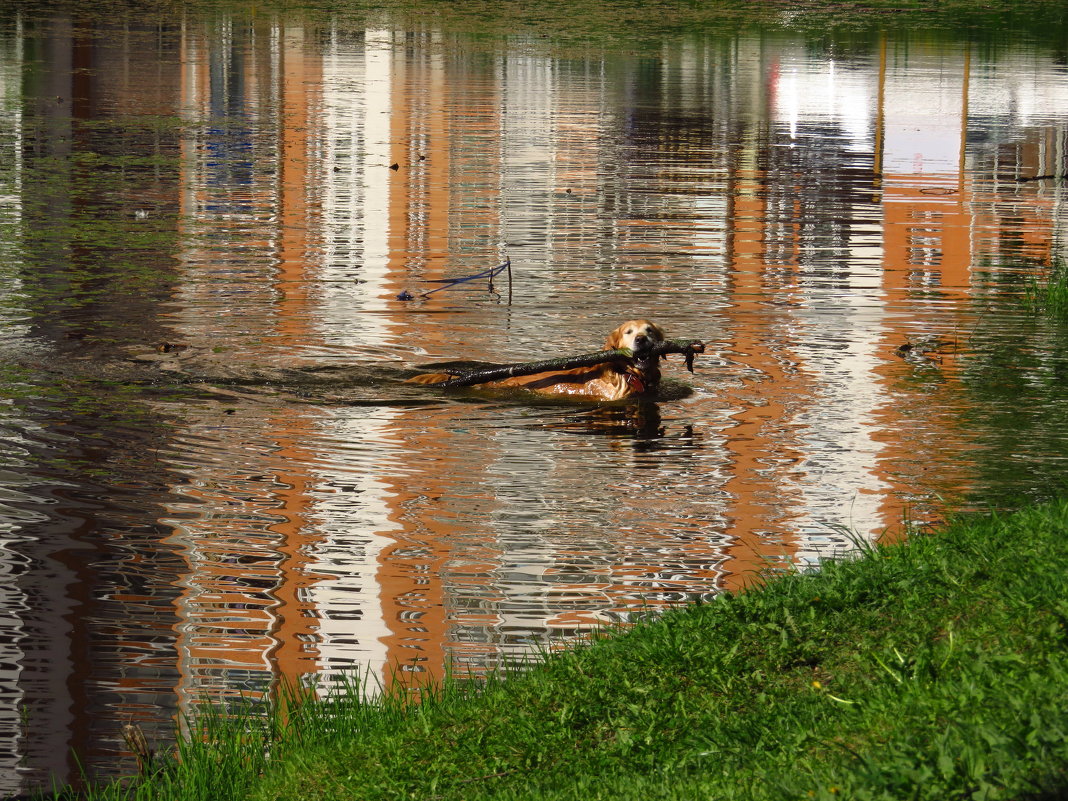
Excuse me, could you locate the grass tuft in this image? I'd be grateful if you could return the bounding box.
[1025,259,1068,319]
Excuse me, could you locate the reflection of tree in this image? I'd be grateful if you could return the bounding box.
[17,15,182,351]
[0,380,188,790]
[958,303,1068,506]
[0,12,189,792]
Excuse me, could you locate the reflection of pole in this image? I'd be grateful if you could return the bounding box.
[958,42,970,196]
[718,119,805,592]
[278,23,309,314]
[873,33,886,196]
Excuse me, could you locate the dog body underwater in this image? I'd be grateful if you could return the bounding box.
[408,319,666,401]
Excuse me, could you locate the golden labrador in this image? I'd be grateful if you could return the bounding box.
[409,319,666,401]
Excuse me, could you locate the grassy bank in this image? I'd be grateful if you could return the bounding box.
[21,0,1068,52]
[74,501,1068,801]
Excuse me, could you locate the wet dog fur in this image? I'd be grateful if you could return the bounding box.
[408,319,666,401]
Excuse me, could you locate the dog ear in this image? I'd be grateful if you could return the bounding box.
[604,325,624,350]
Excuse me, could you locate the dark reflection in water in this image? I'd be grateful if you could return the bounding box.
[0,3,1067,793]
[0,395,187,787]
[0,11,191,790]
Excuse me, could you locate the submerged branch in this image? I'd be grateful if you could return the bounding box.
[429,339,706,388]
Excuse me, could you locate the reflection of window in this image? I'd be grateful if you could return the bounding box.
[908,268,942,286]
[907,239,942,268]
[907,210,943,268]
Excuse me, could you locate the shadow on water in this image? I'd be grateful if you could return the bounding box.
[536,402,704,457]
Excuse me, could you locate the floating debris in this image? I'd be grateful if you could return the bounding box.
[894,336,958,364]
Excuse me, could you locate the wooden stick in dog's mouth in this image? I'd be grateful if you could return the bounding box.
[425,339,706,389]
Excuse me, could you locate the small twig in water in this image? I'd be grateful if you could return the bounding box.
[398,261,511,301]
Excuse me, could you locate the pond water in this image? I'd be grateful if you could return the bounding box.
[0,1,1067,791]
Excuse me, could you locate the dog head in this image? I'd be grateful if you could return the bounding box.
[604,319,665,358]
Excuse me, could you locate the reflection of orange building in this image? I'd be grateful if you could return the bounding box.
[862,37,1065,532]
[164,22,1068,705]
[870,40,975,529]
[719,154,808,590]
[865,40,1043,531]
[167,22,506,698]
[170,20,328,712]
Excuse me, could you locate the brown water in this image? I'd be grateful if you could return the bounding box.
[0,2,1067,791]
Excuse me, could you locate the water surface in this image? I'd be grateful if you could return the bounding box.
[0,3,1067,791]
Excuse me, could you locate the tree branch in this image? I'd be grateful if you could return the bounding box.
[428,339,705,389]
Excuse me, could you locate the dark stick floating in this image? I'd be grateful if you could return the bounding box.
[427,339,706,389]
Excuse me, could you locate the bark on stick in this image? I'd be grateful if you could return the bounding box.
[428,339,705,388]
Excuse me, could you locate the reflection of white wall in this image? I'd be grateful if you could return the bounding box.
[772,57,875,151]
[305,411,400,691]
[880,72,965,177]
[0,23,21,206]
[739,40,891,553]
[362,31,393,306]
[691,195,729,268]
[789,188,889,557]
[969,52,1068,126]
[317,27,395,345]
[500,53,556,272]
[763,39,1068,181]
[883,52,968,177]
[313,39,410,683]
[791,325,890,560]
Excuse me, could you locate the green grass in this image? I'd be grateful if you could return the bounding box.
[17,0,1068,52]
[1027,260,1068,320]
[65,500,1068,801]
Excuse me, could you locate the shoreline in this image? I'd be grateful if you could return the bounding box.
[47,499,1068,800]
